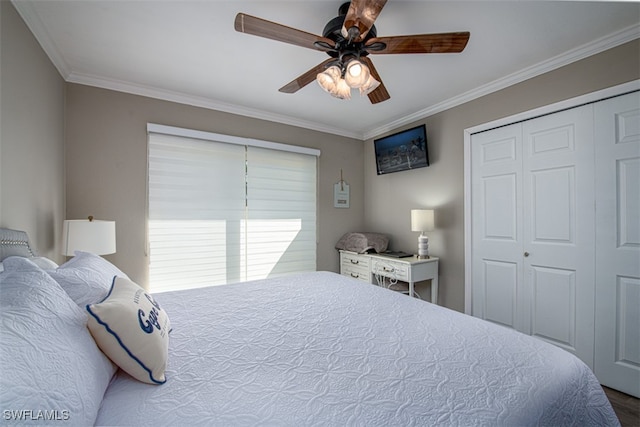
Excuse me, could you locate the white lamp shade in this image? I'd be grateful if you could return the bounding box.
[62,219,116,256]
[411,209,435,232]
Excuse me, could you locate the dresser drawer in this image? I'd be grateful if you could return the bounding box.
[371,258,409,282]
[341,265,370,282]
[341,252,370,269]
[339,252,371,282]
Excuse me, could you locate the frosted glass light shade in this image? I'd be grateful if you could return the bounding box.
[62,218,116,256]
[411,209,435,232]
[359,75,380,96]
[316,66,341,94]
[332,78,352,100]
[344,60,370,88]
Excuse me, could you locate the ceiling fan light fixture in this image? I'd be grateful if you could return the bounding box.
[316,65,342,93]
[344,59,370,88]
[332,78,352,100]
[359,75,380,96]
[235,3,471,105]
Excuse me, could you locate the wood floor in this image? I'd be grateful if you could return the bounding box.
[603,387,640,427]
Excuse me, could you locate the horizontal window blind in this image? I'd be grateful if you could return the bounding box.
[148,128,317,293]
[244,146,317,281]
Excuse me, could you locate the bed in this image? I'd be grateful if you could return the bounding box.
[0,228,620,426]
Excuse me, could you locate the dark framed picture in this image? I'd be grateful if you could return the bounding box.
[374,124,429,175]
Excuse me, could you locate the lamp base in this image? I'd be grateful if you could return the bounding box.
[417,233,430,259]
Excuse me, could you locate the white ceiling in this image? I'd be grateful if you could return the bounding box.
[12,1,640,140]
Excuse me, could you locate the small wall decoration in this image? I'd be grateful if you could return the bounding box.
[334,170,350,208]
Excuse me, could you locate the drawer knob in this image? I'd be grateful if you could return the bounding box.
[350,260,359,264]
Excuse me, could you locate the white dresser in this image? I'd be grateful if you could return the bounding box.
[339,250,440,304]
[339,251,371,283]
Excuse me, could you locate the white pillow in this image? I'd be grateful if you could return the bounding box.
[0,257,57,273]
[86,276,171,385]
[30,256,59,270]
[47,251,129,307]
[0,257,117,426]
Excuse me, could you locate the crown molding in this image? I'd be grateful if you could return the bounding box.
[12,0,72,80]
[362,23,640,140]
[65,72,361,140]
[12,0,639,141]
[11,0,359,139]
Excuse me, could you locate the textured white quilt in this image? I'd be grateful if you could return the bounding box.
[96,272,618,426]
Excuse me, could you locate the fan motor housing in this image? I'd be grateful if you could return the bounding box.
[321,3,377,59]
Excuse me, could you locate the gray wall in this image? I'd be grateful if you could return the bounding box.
[4,0,638,312]
[0,1,65,262]
[364,39,640,312]
[65,84,364,288]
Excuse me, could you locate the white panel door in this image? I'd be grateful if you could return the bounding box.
[522,106,595,367]
[594,91,640,397]
[471,105,595,369]
[471,124,524,330]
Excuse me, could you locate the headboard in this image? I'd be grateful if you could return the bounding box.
[0,228,37,261]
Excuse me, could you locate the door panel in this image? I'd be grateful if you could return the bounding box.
[594,91,640,397]
[616,277,640,368]
[528,123,575,156]
[483,259,518,328]
[531,265,576,351]
[618,158,640,247]
[530,167,575,243]
[522,105,595,367]
[483,174,518,240]
[471,124,523,328]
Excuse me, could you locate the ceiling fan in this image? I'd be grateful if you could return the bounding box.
[234,0,470,104]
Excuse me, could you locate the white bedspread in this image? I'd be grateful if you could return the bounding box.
[96,272,618,426]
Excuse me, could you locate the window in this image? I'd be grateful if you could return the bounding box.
[147,124,319,292]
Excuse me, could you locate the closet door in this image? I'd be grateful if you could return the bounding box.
[471,105,595,368]
[471,124,524,331]
[594,91,640,397]
[521,106,595,367]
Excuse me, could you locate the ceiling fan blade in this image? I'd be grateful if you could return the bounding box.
[361,57,390,104]
[235,13,335,52]
[367,32,470,54]
[341,0,388,42]
[279,59,336,94]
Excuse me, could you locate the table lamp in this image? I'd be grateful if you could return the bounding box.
[62,216,116,256]
[411,209,434,259]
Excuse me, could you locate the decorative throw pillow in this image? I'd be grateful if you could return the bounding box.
[47,251,129,307]
[86,277,171,384]
[0,257,117,426]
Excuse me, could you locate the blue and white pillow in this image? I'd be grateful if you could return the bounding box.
[86,277,171,384]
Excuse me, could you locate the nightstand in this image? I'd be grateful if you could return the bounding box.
[370,254,439,304]
[338,250,440,304]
